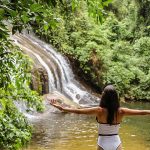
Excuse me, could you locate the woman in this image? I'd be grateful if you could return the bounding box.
[49,85,150,150]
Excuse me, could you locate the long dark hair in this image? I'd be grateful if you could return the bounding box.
[100,85,120,124]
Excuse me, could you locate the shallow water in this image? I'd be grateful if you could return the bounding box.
[24,102,150,150]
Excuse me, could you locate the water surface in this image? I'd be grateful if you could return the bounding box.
[24,102,150,150]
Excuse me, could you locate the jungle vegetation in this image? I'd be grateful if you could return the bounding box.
[0,0,150,149]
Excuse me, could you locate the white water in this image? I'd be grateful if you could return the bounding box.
[13,40,55,91]
[12,33,100,105]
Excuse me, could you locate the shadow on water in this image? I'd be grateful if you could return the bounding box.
[23,102,150,150]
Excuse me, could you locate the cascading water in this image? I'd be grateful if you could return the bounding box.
[12,33,100,106]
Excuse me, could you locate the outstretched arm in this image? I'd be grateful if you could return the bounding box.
[49,99,102,115]
[121,107,150,116]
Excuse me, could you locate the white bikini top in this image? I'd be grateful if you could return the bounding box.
[98,123,120,136]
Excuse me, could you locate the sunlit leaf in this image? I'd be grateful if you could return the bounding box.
[0,8,5,20]
[30,4,44,13]
[44,23,49,31]
[21,11,29,23]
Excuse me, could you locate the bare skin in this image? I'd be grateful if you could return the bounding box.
[49,99,150,119]
[49,99,150,150]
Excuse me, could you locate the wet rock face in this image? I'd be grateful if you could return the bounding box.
[30,67,49,95]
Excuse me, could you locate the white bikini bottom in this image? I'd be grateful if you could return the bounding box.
[97,135,121,150]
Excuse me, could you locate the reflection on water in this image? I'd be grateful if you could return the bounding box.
[24,102,150,150]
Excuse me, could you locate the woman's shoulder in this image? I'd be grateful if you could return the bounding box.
[97,107,108,114]
[118,107,128,114]
[94,106,105,114]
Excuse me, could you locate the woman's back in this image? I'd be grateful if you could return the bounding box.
[96,107,123,124]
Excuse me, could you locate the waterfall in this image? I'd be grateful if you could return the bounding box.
[12,33,100,106]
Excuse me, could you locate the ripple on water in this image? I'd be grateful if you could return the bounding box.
[24,103,150,150]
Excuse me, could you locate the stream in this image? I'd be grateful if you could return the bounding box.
[23,102,150,150]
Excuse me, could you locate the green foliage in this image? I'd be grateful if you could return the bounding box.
[0,36,44,149]
[133,37,150,73]
[0,33,44,109]
[37,0,150,101]
[0,1,45,149]
[0,96,31,150]
[86,0,113,23]
[99,6,150,100]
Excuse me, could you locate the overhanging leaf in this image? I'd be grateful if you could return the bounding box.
[30,4,45,13]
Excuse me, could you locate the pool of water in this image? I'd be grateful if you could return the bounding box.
[24,102,150,150]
